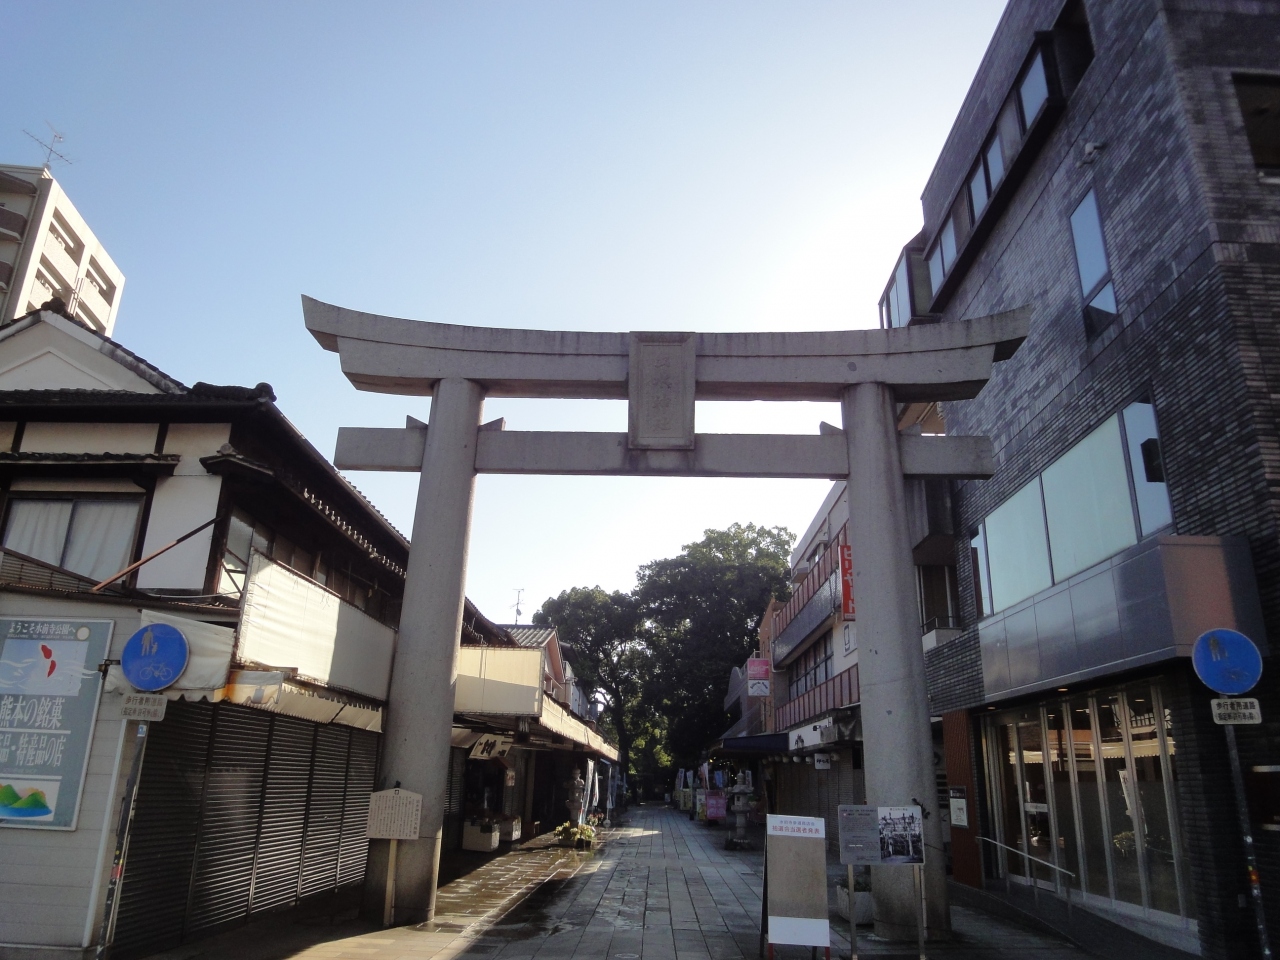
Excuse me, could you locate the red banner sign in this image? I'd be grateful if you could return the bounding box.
[840,544,855,619]
[747,657,771,680]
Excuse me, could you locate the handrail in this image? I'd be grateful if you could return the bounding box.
[974,835,1075,877]
[974,835,1075,918]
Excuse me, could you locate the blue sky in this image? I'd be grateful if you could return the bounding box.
[4,1,1007,621]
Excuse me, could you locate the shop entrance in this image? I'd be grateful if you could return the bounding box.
[983,679,1195,938]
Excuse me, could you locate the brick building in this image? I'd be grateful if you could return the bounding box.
[878,0,1280,956]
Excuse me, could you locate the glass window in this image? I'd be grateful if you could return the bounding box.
[986,137,1006,188]
[1084,282,1118,338]
[1041,415,1137,580]
[984,480,1053,612]
[225,509,253,565]
[1126,686,1180,915]
[969,163,989,218]
[882,256,912,329]
[1070,697,1110,897]
[939,217,957,270]
[1098,694,1143,906]
[3,497,141,581]
[997,723,1028,878]
[1121,401,1173,535]
[1045,704,1082,890]
[1019,51,1050,128]
[928,246,944,296]
[1070,190,1110,298]
[972,525,993,619]
[1234,75,1280,174]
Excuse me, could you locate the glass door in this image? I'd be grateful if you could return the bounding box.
[1017,720,1056,887]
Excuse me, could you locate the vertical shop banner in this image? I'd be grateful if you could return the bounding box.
[839,544,855,619]
[0,618,111,829]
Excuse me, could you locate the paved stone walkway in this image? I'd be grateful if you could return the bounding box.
[144,805,1088,960]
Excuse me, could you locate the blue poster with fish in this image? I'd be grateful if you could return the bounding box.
[0,618,112,830]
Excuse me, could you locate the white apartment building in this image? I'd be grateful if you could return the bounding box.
[0,165,124,336]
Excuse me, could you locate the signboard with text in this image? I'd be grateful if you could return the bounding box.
[766,815,829,947]
[0,618,112,829]
[1212,698,1262,725]
[747,658,770,680]
[367,788,422,839]
[839,544,855,619]
[837,804,925,864]
[470,733,512,759]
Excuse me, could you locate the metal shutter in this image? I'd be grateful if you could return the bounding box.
[442,746,467,851]
[298,725,350,897]
[336,729,377,887]
[112,701,213,960]
[186,705,272,937]
[248,715,313,913]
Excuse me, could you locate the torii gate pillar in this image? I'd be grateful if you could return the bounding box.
[304,296,1030,937]
[844,382,946,937]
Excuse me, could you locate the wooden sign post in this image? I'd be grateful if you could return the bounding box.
[367,788,423,926]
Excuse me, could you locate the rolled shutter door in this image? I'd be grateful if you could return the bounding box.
[299,726,349,897]
[111,701,213,960]
[337,729,378,887]
[186,705,272,937]
[249,715,313,913]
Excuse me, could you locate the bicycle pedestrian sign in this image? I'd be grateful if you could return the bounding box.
[1192,628,1263,696]
[121,623,189,692]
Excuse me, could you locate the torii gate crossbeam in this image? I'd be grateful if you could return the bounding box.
[303,296,1030,942]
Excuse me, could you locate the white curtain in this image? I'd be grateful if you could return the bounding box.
[62,501,141,580]
[3,500,73,566]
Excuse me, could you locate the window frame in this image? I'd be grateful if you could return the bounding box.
[1068,188,1119,338]
[0,491,147,581]
[1232,72,1280,178]
[970,398,1174,619]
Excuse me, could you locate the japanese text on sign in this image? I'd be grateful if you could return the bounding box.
[1211,697,1262,725]
[366,788,422,839]
[766,814,826,838]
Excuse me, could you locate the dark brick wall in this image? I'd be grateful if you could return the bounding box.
[911,0,1280,954]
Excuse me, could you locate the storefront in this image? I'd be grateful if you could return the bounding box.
[980,675,1195,947]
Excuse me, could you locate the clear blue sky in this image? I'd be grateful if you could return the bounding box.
[4,1,1007,621]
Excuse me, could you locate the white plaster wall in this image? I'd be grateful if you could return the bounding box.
[0,597,146,955]
[0,323,159,393]
[21,422,159,455]
[134,424,230,592]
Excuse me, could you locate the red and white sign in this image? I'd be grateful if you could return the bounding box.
[747,658,771,681]
[840,544,856,619]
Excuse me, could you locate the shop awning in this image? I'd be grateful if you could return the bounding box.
[710,732,789,757]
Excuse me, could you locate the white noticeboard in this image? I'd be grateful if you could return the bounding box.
[1212,697,1263,725]
[119,693,167,722]
[747,678,770,697]
[366,789,422,840]
[766,814,829,948]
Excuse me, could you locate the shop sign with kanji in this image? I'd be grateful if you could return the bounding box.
[0,618,112,829]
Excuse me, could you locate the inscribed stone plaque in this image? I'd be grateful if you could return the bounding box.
[367,788,422,839]
[766,814,830,947]
[628,333,695,450]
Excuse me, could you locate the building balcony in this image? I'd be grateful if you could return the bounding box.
[41,240,79,292]
[0,207,27,242]
[775,664,859,731]
[979,534,1266,700]
[774,568,840,665]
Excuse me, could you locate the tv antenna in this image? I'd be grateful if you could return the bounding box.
[512,588,525,624]
[24,123,72,172]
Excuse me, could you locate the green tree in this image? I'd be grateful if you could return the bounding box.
[533,586,645,774]
[636,523,793,766]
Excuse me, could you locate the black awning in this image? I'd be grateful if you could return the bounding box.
[710,732,788,757]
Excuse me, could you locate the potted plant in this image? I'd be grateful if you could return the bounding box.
[553,821,597,849]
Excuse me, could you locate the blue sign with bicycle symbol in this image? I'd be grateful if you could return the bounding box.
[121,623,189,692]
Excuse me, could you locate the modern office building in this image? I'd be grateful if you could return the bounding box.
[875,0,1280,956]
[0,165,124,336]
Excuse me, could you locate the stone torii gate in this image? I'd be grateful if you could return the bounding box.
[303,296,1029,940]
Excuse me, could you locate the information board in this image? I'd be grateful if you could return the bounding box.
[766,814,829,948]
[0,618,112,830]
[948,787,969,828]
[1212,697,1263,725]
[837,804,881,865]
[705,789,726,819]
[367,788,422,839]
[119,693,167,722]
[837,804,925,865]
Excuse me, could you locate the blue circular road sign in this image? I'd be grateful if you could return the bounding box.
[1192,628,1263,696]
[121,623,190,692]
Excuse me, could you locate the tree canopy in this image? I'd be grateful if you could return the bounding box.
[534,522,793,786]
